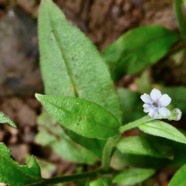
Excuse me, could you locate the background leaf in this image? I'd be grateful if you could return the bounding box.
[35,110,98,164]
[118,88,144,123]
[139,121,186,144]
[169,164,186,186]
[113,168,155,185]
[67,130,106,158]
[87,178,112,186]
[102,25,178,80]
[117,135,173,158]
[111,150,170,169]
[0,143,42,186]
[36,94,120,139]
[163,87,186,113]
[0,112,16,127]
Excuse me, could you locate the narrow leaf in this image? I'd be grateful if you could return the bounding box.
[35,110,98,164]
[102,25,178,79]
[36,94,120,139]
[0,143,42,186]
[0,112,16,127]
[139,121,186,144]
[117,135,173,158]
[113,168,155,185]
[169,164,186,186]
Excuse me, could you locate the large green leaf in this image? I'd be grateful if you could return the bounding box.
[113,168,155,185]
[0,112,16,127]
[102,25,178,79]
[139,121,186,144]
[117,135,172,158]
[36,94,120,139]
[38,0,121,158]
[0,143,42,186]
[169,164,186,186]
[38,0,121,122]
[35,110,98,164]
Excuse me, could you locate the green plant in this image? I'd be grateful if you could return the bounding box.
[1,0,186,185]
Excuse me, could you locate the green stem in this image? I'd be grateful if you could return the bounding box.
[101,136,120,170]
[175,0,186,40]
[27,169,114,186]
[119,116,152,133]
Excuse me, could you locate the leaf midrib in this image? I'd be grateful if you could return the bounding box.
[139,123,186,144]
[45,98,119,132]
[48,9,79,98]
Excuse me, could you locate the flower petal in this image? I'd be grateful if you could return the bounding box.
[159,94,171,107]
[143,104,152,113]
[140,94,152,104]
[149,108,159,118]
[158,107,171,117]
[150,88,162,102]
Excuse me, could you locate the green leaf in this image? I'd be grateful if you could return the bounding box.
[88,178,111,186]
[35,110,98,164]
[118,88,144,123]
[117,135,173,158]
[139,120,186,144]
[38,0,121,158]
[67,130,106,158]
[51,135,99,164]
[169,164,186,186]
[113,168,155,185]
[169,141,186,167]
[0,112,16,127]
[102,25,178,79]
[36,94,120,139]
[163,87,186,113]
[38,0,121,122]
[112,150,170,169]
[0,143,42,186]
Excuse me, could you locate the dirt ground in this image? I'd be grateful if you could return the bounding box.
[0,0,182,185]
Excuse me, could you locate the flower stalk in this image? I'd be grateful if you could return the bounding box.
[119,116,152,133]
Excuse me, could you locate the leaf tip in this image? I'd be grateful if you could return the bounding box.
[35,93,43,102]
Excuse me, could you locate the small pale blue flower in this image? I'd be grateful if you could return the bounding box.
[140,88,171,119]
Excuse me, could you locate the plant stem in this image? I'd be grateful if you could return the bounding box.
[27,169,114,186]
[119,116,152,133]
[101,136,120,170]
[175,0,186,40]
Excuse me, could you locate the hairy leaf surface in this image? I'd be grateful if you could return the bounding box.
[36,94,120,139]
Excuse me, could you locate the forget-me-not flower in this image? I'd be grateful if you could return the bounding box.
[140,88,171,119]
